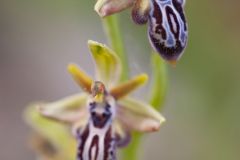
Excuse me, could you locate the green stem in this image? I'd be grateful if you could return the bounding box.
[121,132,142,160]
[102,15,129,81]
[149,53,168,110]
[101,14,167,160]
[122,54,167,160]
[102,14,140,160]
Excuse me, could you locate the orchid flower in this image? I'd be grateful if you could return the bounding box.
[25,40,165,160]
[95,0,188,63]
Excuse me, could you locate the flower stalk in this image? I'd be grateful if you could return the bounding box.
[149,53,168,110]
[102,15,129,81]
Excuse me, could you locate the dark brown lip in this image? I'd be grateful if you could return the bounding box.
[91,112,112,128]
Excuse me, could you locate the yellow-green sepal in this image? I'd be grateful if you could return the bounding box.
[88,40,121,87]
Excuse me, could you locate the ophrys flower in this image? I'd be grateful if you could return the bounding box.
[95,0,188,63]
[26,40,165,160]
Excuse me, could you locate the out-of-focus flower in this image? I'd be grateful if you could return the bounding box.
[95,0,188,63]
[25,105,77,160]
[25,40,165,160]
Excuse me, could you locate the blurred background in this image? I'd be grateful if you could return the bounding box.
[0,0,240,160]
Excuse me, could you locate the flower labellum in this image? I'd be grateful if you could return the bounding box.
[95,0,188,63]
[148,0,188,63]
[77,81,118,160]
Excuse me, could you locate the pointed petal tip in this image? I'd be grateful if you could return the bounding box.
[138,73,148,84]
[67,63,85,80]
[168,60,178,67]
[36,103,53,119]
[88,40,112,53]
[88,40,102,51]
[147,117,166,132]
[147,113,166,131]
[148,121,162,132]
[94,0,103,13]
[33,103,49,117]
[87,40,94,45]
[110,74,148,99]
[88,40,100,47]
[159,116,166,124]
[67,63,77,73]
[94,0,115,17]
[94,0,135,17]
[94,5,108,17]
[88,40,107,53]
[155,112,166,126]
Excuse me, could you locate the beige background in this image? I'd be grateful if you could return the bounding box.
[0,0,240,160]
